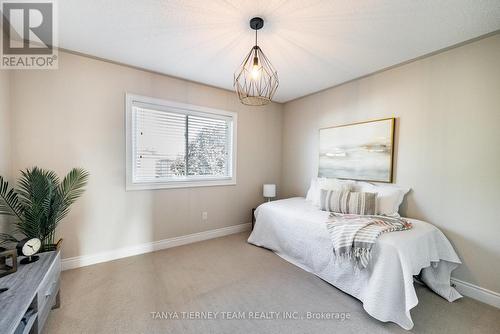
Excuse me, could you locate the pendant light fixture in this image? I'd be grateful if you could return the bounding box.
[234,17,279,106]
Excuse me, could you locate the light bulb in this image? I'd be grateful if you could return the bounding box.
[251,55,260,80]
[251,65,260,79]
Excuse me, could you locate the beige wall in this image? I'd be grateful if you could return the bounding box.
[0,69,10,178]
[0,25,9,180]
[9,51,283,259]
[282,34,500,292]
[0,68,11,232]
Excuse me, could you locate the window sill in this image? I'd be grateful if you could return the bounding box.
[126,178,236,191]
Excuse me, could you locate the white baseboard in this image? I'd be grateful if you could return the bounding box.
[62,223,251,271]
[451,277,500,309]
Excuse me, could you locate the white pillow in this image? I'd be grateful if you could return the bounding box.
[306,178,354,207]
[354,182,410,216]
[305,178,320,204]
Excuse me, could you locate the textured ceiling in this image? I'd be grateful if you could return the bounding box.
[57,0,500,102]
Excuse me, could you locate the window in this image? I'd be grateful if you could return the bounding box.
[126,94,237,190]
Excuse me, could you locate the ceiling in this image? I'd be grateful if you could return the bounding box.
[57,0,500,103]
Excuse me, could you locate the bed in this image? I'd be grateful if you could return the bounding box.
[247,197,462,330]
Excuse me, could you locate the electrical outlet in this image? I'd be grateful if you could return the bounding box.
[202,211,208,221]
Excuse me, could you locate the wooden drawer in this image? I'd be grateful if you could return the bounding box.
[37,279,59,334]
[37,252,61,313]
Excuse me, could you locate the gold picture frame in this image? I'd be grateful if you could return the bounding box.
[319,117,395,183]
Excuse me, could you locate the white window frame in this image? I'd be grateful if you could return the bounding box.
[126,93,237,190]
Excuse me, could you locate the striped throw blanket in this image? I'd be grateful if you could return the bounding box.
[325,213,412,268]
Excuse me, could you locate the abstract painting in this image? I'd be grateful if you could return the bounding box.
[319,118,395,182]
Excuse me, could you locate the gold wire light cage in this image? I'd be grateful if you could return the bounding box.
[234,17,279,106]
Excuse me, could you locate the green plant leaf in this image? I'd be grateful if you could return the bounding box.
[0,175,24,221]
[54,168,89,224]
[14,168,57,240]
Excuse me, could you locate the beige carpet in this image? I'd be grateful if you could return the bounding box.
[44,232,500,334]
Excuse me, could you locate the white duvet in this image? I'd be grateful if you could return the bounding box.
[247,197,462,330]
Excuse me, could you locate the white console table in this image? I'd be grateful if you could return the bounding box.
[0,251,61,334]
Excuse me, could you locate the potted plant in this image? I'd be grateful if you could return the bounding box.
[0,167,89,252]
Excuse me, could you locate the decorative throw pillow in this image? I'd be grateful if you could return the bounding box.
[320,188,348,213]
[320,189,376,215]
